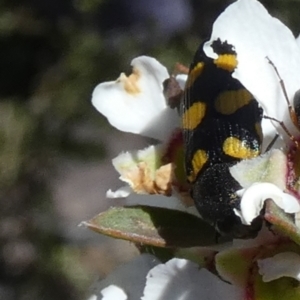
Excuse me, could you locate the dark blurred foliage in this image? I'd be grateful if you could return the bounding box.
[0,0,299,299]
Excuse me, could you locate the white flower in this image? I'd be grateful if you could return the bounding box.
[92,0,300,231]
[88,1,300,299]
[204,0,300,147]
[89,256,242,300]
[109,145,174,196]
[230,149,287,189]
[92,56,178,141]
[92,57,183,199]
[106,186,132,199]
[202,0,300,225]
[230,149,300,224]
[101,285,127,300]
[88,254,160,300]
[258,252,300,282]
[235,182,300,225]
[142,258,242,300]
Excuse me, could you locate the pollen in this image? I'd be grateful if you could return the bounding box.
[118,67,141,94]
[181,101,206,130]
[214,54,238,72]
[223,137,259,159]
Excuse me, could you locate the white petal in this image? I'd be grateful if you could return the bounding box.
[91,254,160,300]
[112,145,161,181]
[106,186,132,198]
[142,258,242,300]
[92,56,179,140]
[101,285,127,300]
[296,34,300,49]
[234,183,300,225]
[230,149,287,190]
[204,0,300,143]
[111,145,176,195]
[257,252,300,282]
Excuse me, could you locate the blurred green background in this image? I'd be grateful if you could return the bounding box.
[0,0,299,299]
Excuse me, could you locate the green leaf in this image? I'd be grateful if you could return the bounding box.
[83,205,217,248]
[264,200,300,245]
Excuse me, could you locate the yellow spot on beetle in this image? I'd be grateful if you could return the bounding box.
[118,68,141,94]
[214,89,253,115]
[182,102,206,130]
[223,137,259,159]
[188,149,208,182]
[185,62,204,89]
[214,54,238,72]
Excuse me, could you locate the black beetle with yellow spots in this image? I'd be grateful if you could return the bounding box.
[181,39,263,238]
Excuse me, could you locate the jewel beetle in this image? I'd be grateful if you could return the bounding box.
[181,39,263,237]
